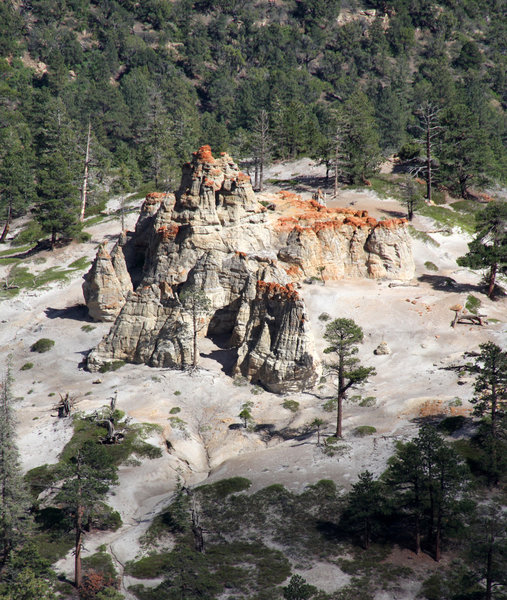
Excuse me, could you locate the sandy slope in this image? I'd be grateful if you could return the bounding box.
[0,171,505,598]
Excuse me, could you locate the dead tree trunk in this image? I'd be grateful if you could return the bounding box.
[79,119,92,223]
[0,201,12,244]
[414,103,441,203]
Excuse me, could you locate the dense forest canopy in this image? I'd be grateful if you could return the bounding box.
[0,0,506,241]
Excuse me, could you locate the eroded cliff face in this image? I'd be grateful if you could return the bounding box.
[84,146,414,392]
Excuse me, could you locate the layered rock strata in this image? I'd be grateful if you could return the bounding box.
[84,146,414,392]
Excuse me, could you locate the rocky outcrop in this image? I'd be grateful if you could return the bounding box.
[275,194,414,281]
[82,233,133,321]
[84,146,414,392]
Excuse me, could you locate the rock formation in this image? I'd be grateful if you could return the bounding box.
[84,146,414,392]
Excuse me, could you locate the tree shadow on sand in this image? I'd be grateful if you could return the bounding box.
[45,303,92,322]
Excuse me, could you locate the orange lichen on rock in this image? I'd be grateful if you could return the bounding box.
[157,224,179,241]
[193,144,215,163]
[145,192,166,204]
[375,218,408,228]
[256,280,300,301]
[285,264,302,278]
[235,251,247,258]
[237,172,251,183]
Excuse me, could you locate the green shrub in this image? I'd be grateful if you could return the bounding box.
[81,324,95,332]
[30,338,55,353]
[12,220,43,246]
[465,294,481,314]
[398,142,420,161]
[282,399,300,413]
[82,550,118,580]
[353,425,377,437]
[424,261,438,271]
[169,406,181,414]
[173,390,181,396]
[318,312,331,321]
[98,360,126,373]
[408,226,440,247]
[197,477,252,498]
[359,396,377,408]
[20,362,34,370]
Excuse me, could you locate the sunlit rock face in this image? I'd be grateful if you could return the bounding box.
[84,146,414,392]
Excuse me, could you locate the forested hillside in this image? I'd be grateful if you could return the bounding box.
[0,0,506,244]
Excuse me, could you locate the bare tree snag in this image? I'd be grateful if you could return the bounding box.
[79,119,92,223]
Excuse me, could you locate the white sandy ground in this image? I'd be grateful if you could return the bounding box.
[0,164,506,598]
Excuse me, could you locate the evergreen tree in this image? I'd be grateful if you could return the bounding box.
[179,285,212,369]
[467,502,507,600]
[438,103,493,199]
[35,152,80,247]
[464,342,507,485]
[0,132,36,242]
[0,370,31,567]
[55,441,118,587]
[283,574,317,600]
[323,318,376,438]
[457,202,507,298]
[341,471,385,549]
[384,439,425,554]
[340,91,381,184]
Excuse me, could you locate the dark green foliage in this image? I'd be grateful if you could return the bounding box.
[341,471,386,549]
[383,425,471,559]
[29,338,54,353]
[283,574,317,600]
[98,360,126,373]
[323,318,376,437]
[196,477,252,498]
[457,203,507,298]
[20,363,33,371]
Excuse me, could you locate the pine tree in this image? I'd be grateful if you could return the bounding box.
[465,342,507,485]
[457,202,507,298]
[342,471,385,549]
[340,91,381,184]
[0,370,31,567]
[35,152,80,247]
[55,442,118,587]
[323,319,376,438]
[179,285,212,369]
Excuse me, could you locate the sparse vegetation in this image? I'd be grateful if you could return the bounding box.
[98,361,126,373]
[353,426,377,437]
[465,294,481,314]
[30,338,55,353]
[424,261,438,272]
[282,399,300,413]
[20,362,33,370]
[81,324,95,332]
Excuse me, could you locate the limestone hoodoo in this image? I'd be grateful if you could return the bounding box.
[84,146,414,392]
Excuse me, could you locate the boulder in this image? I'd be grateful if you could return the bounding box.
[374,341,391,355]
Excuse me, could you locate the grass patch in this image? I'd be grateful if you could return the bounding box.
[465,294,481,314]
[20,362,34,370]
[11,220,43,246]
[30,338,55,353]
[354,425,377,437]
[67,256,90,270]
[196,477,252,499]
[424,261,438,271]
[0,257,21,266]
[358,396,377,408]
[419,204,475,233]
[282,399,300,413]
[84,214,107,227]
[0,244,32,256]
[81,324,95,332]
[99,360,126,373]
[82,550,118,580]
[408,226,440,247]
